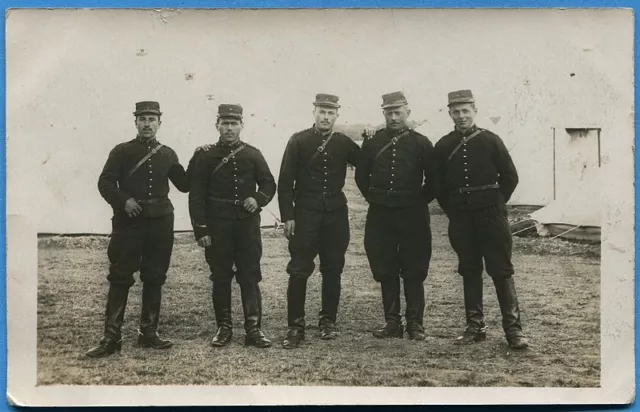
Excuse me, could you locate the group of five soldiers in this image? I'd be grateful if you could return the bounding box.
[86,89,529,358]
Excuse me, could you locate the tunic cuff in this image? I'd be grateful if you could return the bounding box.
[193,223,209,240]
[255,190,271,207]
[280,208,294,223]
[114,192,132,211]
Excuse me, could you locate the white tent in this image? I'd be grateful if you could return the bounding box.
[528,128,603,241]
[7,9,631,235]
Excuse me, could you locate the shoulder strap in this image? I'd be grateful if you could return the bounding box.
[374,130,410,160]
[211,144,247,177]
[126,144,163,178]
[307,131,335,167]
[447,129,483,162]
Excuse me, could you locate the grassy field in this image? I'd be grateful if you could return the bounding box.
[37,171,601,387]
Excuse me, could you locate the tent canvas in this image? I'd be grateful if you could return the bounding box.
[528,127,602,241]
[530,165,601,228]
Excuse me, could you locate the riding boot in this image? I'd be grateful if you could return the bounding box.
[455,274,487,345]
[319,272,340,340]
[210,281,233,347]
[287,277,307,331]
[372,276,403,339]
[137,283,172,349]
[404,278,426,340]
[86,283,129,358]
[240,282,272,348]
[493,276,529,349]
[283,277,307,349]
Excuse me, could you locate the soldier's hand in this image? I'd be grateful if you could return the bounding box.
[284,220,295,239]
[243,197,259,213]
[124,198,142,218]
[197,235,212,248]
[195,144,214,153]
[362,127,377,139]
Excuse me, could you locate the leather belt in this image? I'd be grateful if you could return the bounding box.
[369,187,415,195]
[209,196,242,206]
[297,191,340,197]
[458,183,500,194]
[137,197,168,204]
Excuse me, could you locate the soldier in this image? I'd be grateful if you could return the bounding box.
[355,91,439,340]
[434,89,529,349]
[189,104,276,349]
[278,94,360,349]
[87,101,204,358]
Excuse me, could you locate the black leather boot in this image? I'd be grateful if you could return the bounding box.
[282,328,305,350]
[319,272,340,340]
[137,283,173,349]
[283,277,307,349]
[86,283,129,358]
[240,283,272,348]
[372,277,403,339]
[493,276,529,349]
[287,277,307,329]
[282,276,307,349]
[211,281,233,347]
[404,279,426,340]
[455,274,487,345]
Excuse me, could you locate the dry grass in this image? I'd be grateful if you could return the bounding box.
[37,171,600,387]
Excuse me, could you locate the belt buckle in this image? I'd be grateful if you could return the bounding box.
[222,158,229,164]
[234,200,241,205]
[317,146,325,153]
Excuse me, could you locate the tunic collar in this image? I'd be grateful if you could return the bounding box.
[455,124,478,137]
[135,136,158,146]
[217,138,243,148]
[313,124,333,138]
[386,126,408,137]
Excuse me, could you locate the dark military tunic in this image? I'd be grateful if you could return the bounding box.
[189,140,276,284]
[434,124,519,279]
[355,127,439,282]
[278,126,360,222]
[278,126,360,275]
[98,136,195,287]
[277,126,360,327]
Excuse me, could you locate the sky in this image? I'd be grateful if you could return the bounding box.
[6,8,633,233]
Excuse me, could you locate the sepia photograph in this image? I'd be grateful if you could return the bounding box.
[5,7,634,406]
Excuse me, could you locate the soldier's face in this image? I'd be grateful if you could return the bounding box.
[135,115,161,140]
[383,106,410,131]
[313,107,339,132]
[449,103,477,130]
[216,118,243,143]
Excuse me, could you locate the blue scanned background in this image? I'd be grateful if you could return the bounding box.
[0,1,636,411]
